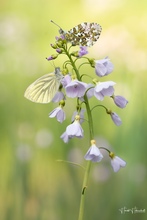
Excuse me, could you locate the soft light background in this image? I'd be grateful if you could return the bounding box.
[0,0,147,219]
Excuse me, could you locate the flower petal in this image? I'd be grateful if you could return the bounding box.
[84,145,103,162]
[111,156,126,172]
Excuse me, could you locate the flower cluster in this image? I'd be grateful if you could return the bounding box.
[46,34,128,172]
[29,30,128,173]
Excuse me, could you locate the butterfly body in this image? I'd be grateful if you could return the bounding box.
[60,22,102,47]
[24,67,62,103]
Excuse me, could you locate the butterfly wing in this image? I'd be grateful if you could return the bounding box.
[24,68,62,103]
[65,22,102,47]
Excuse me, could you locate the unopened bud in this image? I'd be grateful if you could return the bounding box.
[46,54,58,61]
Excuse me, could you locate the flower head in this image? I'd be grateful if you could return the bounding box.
[110,112,122,126]
[60,131,72,143]
[94,81,116,101]
[46,54,58,61]
[95,57,114,77]
[61,74,71,87]
[78,46,88,57]
[109,152,126,172]
[86,84,94,99]
[65,80,87,98]
[56,48,63,54]
[61,115,84,143]
[112,95,128,108]
[52,91,65,103]
[71,109,85,124]
[66,115,84,138]
[49,101,65,123]
[84,140,103,162]
[55,35,65,41]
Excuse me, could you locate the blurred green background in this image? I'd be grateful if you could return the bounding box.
[0,0,147,219]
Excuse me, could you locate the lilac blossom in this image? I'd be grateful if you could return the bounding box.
[49,105,65,123]
[110,112,122,126]
[94,81,116,101]
[84,140,103,162]
[86,84,94,99]
[56,48,62,54]
[78,46,88,57]
[61,74,71,87]
[112,95,128,108]
[65,80,87,98]
[60,115,84,143]
[95,57,114,77]
[71,109,85,124]
[55,35,65,41]
[66,115,84,138]
[52,91,65,103]
[109,152,126,172]
[46,54,58,61]
[60,131,72,143]
[79,84,94,102]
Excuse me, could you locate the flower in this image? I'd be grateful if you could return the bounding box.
[52,91,65,102]
[49,101,65,123]
[61,74,71,87]
[79,84,94,102]
[86,83,94,99]
[95,57,114,77]
[50,43,57,49]
[65,80,87,98]
[112,95,128,108]
[84,140,103,162]
[55,35,65,41]
[66,115,84,138]
[60,115,84,143]
[56,48,63,54]
[94,81,116,101]
[78,46,88,57]
[109,152,126,172]
[60,131,72,143]
[46,54,58,60]
[110,112,122,126]
[71,109,85,124]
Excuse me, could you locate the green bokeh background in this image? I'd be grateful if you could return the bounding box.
[0,0,147,219]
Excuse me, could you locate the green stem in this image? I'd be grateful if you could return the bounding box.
[78,96,94,220]
[78,160,91,220]
[63,46,81,80]
[63,46,95,220]
[84,95,94,140]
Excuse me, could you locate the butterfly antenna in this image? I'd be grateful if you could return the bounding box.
[50,20,64,34]
[48,61,56,69]
[52,61,56,68]
[50,20,61,28]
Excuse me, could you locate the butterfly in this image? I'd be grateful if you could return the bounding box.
[51,21,102,47]
[24,67,63,103]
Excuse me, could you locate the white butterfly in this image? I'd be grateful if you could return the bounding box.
[24,67,63,103]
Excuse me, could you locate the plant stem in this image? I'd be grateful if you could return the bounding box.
[64,46,94,220]
[78,160,91,220]
[78,96,94,220]
[63,46,81,80]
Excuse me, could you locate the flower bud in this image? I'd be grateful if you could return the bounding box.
[71,51,79,57]
[50,43,58,49]
[59,99,65,107]
[56,48,63,54]
[46,54,58,61]
[62,68,69,75]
